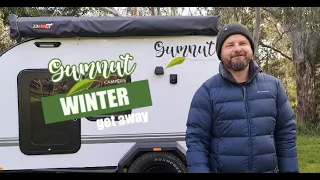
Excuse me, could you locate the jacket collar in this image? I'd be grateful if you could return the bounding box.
[219,60,262,85]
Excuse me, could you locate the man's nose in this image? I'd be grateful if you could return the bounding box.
[233,44,242,52]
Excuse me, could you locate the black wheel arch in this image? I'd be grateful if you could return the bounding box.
[117,141,187,173]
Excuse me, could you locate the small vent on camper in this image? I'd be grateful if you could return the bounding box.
[34,42,61,48]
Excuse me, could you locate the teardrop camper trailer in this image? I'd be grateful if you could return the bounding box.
[0,14,221,173]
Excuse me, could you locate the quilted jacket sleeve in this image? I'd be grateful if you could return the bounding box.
[275,80,299,173]
[185,84,213,173]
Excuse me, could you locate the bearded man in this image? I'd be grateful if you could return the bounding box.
[185,23,299,173]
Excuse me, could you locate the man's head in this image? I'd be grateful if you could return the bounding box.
[216,23,254,72]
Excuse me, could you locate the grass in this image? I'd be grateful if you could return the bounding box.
[297,121,320,173]
[297,135,320,172]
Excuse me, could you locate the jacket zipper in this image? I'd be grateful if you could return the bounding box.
[242,85,252,172]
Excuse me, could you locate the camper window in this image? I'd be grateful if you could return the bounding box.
[29,77,74,144]
[19,69,132,125]
[17,69,81,155]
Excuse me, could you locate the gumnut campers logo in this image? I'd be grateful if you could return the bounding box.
[153,40,216,68]
[40,53,152,130]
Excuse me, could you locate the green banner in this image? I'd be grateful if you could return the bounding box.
[41,80,152,124]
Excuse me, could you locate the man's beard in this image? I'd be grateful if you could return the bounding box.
[224,54,252,71]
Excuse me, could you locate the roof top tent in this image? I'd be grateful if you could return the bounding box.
[0,14,221,173]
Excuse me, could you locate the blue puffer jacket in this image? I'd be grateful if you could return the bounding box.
[186,61,299,173]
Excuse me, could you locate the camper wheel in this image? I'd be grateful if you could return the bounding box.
[126,152,187,173]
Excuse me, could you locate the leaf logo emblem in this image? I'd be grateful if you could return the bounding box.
[166,57,186,69]
[66,79,100,97]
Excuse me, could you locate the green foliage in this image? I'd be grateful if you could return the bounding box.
[297,135,320,173]
[297,120,320,173]
[0,7,90,53]
[297,120,320,137]
[260,57,297,110]
[0,11,14,52]
[0,7,89,26]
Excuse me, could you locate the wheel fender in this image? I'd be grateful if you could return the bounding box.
[117,141,186,172]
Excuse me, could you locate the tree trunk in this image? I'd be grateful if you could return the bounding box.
[233,7,237,21]
[253,7,261,62]
[171,7,175,16]
[131,7,137,16]
[150,7,155,16]
[293,60,316,123]
[265,58,269,73]
[290,27,317,123]
[157,7,161,16]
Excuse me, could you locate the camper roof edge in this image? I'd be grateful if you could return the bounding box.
[9,14,222,40]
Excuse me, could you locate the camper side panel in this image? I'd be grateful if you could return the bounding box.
[0,36,219,170]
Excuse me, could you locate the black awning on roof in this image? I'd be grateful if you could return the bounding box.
[9,14,221,39]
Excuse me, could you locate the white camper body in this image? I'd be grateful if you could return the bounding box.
[0,15,221,172]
